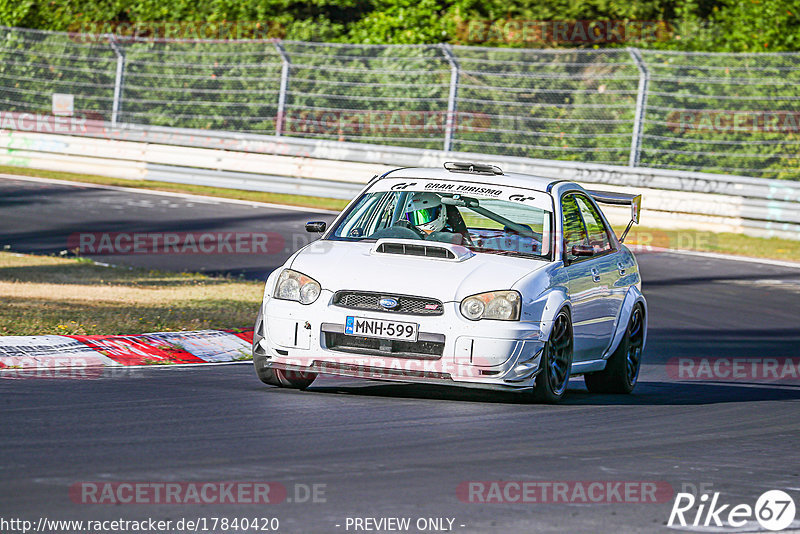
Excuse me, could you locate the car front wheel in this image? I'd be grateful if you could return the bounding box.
[532,309,573,404]
[256,364,317,390]
[252,307,317,389]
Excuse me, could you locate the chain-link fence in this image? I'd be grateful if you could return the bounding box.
[1,26,798,179]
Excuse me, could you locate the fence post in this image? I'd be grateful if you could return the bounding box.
[272,40,291,137]
[628,47,649,168]
[440,44,460,152]
[107,35,125,128]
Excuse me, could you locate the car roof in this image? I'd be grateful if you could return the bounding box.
[382,167,560,193]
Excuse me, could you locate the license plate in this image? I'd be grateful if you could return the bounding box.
[345,316,418,341]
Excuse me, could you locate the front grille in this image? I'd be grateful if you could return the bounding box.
[332,291,444,316]
[324,332,445,360]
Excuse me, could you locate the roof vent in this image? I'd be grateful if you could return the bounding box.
[376,242,455,259]
[444,161,503,175]
[371,239,475,261]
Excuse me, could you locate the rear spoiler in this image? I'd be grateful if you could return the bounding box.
[588,190,642,243]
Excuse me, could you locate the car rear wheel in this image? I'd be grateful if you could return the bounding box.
[584,304,644,394]
[532,309,573,404]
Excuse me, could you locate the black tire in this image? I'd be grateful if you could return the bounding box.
[585,304,644,394]
[532,309,573,404]
[256,364,317,390]
[252,307,317,389]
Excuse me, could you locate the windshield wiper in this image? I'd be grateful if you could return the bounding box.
[469,248,541,258]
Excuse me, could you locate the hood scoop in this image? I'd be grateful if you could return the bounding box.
[372,239,474,262]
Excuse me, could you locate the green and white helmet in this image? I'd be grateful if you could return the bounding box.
[403,193,447,234]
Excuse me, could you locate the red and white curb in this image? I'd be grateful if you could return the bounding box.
[0,329,254,378]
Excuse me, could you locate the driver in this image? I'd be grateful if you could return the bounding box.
[402,193,471,245]
[403,193,447,235]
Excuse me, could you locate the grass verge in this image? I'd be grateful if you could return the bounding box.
[618,226,800,263]
[0,164,349,212]
[0,251,262,336]
[2,165,798,263]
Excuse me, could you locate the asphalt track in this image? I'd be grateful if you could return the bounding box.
[2,175,800,533]
[0,175,336,279]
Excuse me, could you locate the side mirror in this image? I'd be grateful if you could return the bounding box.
[563,242,594,266]
[571,244,595,257]
[305,221,327,233]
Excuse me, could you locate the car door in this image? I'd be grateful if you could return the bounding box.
[573,194,629,334]
[560,193,615,361]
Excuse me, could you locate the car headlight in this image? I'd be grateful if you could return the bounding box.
[460,290,521,321]
[274,269,321,305]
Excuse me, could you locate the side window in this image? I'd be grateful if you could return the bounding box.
[574,195,613,253]
[561,195,588,262]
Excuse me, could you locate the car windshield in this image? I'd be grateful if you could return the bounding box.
[329,181,553,259]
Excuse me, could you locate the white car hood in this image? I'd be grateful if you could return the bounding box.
[289,240,549,302]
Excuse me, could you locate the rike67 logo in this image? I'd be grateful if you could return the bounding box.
[668,490,796,531]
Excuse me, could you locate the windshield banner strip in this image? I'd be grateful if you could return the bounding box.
[369,178,554,212]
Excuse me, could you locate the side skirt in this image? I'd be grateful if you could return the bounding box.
[570,358,607,376]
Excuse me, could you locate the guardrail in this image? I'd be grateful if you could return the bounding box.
[1,119,798,240]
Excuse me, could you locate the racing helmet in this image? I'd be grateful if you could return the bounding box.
[403,193,447,234]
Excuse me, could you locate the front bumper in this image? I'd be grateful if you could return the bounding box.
[254,291,544,390]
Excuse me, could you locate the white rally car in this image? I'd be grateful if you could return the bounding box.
[253,162,646,402]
